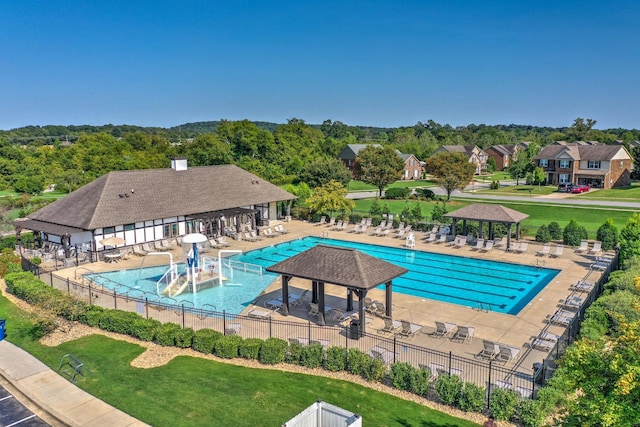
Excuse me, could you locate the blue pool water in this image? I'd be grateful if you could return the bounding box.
[231,237,559,315]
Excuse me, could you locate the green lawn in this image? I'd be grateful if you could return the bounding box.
[353,198,635,239]
[0,294,477,427]
[348,180,436,193]
[474,184,558,196]
[578,182,640,200]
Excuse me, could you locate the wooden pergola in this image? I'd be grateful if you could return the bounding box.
[444,203,529,251]
[266,245,408,334]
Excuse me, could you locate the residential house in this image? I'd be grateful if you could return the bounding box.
[337,144,424,179]
[15,159,296,260]
[534,143,632,189]
[486,142,531,171]
[431,145,489,175]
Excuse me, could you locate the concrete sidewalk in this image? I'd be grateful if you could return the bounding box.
[0,340,149,427]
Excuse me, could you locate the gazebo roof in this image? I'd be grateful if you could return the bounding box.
[266,244,408,290]
[444,203,529,223]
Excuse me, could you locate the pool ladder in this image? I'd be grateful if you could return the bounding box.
[535,259,546,267]
[476,303,492,313]
[320,231,329,238]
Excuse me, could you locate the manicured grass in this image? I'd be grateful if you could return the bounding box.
[474,184,557,196]
[0,294,476,427]
[578,182,640,200]
[347,180,378,192]
[348,180,436,193]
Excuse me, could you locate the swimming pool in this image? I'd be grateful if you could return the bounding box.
[84,262,276,313]
[232,237,559,315]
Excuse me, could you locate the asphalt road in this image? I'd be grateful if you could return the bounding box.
[0,383,50,427]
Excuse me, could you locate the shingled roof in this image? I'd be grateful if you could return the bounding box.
[535,143,630,161]
[28,164,296,230]
[266,245,408,290]
[444,203,529,223]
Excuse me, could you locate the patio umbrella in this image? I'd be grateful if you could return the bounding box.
[99,236,126,247]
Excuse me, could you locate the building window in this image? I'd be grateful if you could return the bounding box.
[559,160,570,169]
[103,227,115,234]
[539,159,548,167]
[559,174,570,183]
[124,224,134,231]
[409,158,414,167]
[588,160,601,169]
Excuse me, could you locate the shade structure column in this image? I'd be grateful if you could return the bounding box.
[311,281,318,304]
[384,281,393,319]
[317,281,326,326]
[516,222,521,239]
[281,275,290,316]
[346,288,354,311]
[507,223,513,250]
[478,220,484,239]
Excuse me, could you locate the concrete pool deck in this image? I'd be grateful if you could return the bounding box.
[47,219,607,374]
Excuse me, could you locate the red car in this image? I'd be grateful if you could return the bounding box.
[570,184,590,193]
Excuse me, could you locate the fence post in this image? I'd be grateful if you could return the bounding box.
[308,321,311,341]
[268,316,272,338]
[89,282,92,305]
[487,360,493,410]
[113,291,117,309]
[145,297,149,319]
[448,351,453,375]
[393,336,398,364]
[223,310,227,334]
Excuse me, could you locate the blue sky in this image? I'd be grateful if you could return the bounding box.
[1,1,639,130]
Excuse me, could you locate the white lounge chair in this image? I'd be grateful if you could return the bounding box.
[515,242,529,254]
[469,239,484,250]
[432,321,457,338]
[476,340,499,360]
[451,325,475,344]
[247,309,271,319]
[377,317,402,335]
[550,244,564,258]
[367,345,396,364]
[326,217,336,227]
[495,344,521,365]
[423,232,437,243]
[589,241,602,255]
[480,240,494,253]
[274,224,289,234]
[225,323,241,335]
[550,309,576,326]
[562,295,584,310]
[573,280,595,292]
[575,240,589,253]
[530,331,560,351]
[537,243,550,256]
[397,320,423,340]
[316,216,326,226]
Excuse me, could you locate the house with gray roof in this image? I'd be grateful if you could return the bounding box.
[337,144,424,179]
[431,145,489,175]
[535,143,632,189]
[16,158,295,259]
[485,142,531,171]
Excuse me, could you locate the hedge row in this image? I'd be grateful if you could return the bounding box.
[4,271,543,426]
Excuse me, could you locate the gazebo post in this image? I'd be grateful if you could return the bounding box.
[488,222,494,240]
[357,289,366,333]
[311,281,318,304]
[346,288,354,311]
[478,220,484,239]
[516,223,521,239]
[451,219,457,237]
[318,281,326,326]
[281,275,290,316]
[385,281,392,318]
[507,223,513,249]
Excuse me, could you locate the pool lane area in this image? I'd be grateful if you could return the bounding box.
[233,237,559,315]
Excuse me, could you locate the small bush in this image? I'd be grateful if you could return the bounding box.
[131,318,160,342]
[548,221,562,239]
[174,327,194,348]
[489,388,519,421]
[535,225,551,243]
[490,180,500,189]
[563,219,588,246]
[516,399,546,427]
[80,305,106,327]
[259,338,288,365]
[214,335,243,359]
[239,338,263,360]
[385,187,410,199]
[192,329,222,354]
[435,374,463,406]
[346,348,370,376]
[597,219,618,251]
[364,358,387,382]
[300,343,324,368]
[285,342,304,365]
[390,362,415,391]
[97,309,138,335]
[459,382,485,412]
[411,368,431,397]
[324,346,347,372]
[153,322,181,347]
[418,188,436,200]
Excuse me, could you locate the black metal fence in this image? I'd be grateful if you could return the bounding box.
[22,252,617,408]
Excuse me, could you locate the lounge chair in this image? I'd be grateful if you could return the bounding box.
[378,228,391,237]
[249,230,263,241]
[289,337,308,346]
[142,243,154,253]
[224,322,241,335]
[591,259,611,271]
[493,236,507,248]
[216,236,232,247]
[274,224,289,234]
[454,236,467,248]
[247,309,271,319]
[530,331,560,351]
[447,235,463,246]
[397,320,423,340]
[575,239,589,253]
[132,245,147,256]
[326,217,336,228]
[469,239,484,250]
[308,303,333,319]
[264,299,283,312]
[208,238,222,249]
[396,222,405,233]
[368,301,387,317]
[495,344,521,365]
[550,309,576,326]
[310,338,330,348]
[562,295,584,310]
[154,240,168,251]
[377,316,401,335]
[550,244,564,258]
[423,232,437,243]
[589,241,602,255]
[355,225,368,234]
[162,239,175,249]
[573,280,595,292]
[537,243,550,256]
[450,325,475,344]
[476,339,499,360]
[396,225,412,238]
[316,216,326,226]
[262,227,277,238]
[367,345,396,364]
[507,241,521,252]
[432,321,457,338]
[333,308,357,323]
[332,220,343,231]
[242,232,258,242]
[424,363,463,381]
[363,297,375,313]
[435,234,447,244]
[515,242,529,254]
[480,240,494,253]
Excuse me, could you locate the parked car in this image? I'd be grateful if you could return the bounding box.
[558,183,574,192]
[570,184,590,193]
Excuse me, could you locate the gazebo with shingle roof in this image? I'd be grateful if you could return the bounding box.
[444,204,529,250]
[266,244,408,334]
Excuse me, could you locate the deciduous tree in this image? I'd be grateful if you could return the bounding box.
[352,146,404,197]
[305,180,355,217]
[423,151,475,201]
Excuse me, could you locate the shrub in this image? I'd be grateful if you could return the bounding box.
[385,187,410,199]
[4,272,35,293]
[300,343,324,368]
[548,221,562,240]
[259,338,288,365]
[214,335,243,359]
[535,225,551,243]
[458,382,485,412]
[597,219,618,251]
[364,358,387,382]
[418,188,436,200]
[131,318,159,342]
[97,309,138,335]
[349,213,363,225]
[411,368,431,397]
[516,399,546,427]
[153,322,181,347]
[239,338,263,360]
[489,388,519,421]
[285,342,303,365]
[563,219,588,246]
[80,305,106,327]
[174,327,194,348]
[192,329,222,354]
[431,201,448,222]
[369,199,383,216]
[435,374,463,406]
[324,346,347,372]
[346,348,370,376]
[390,362,415,391]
